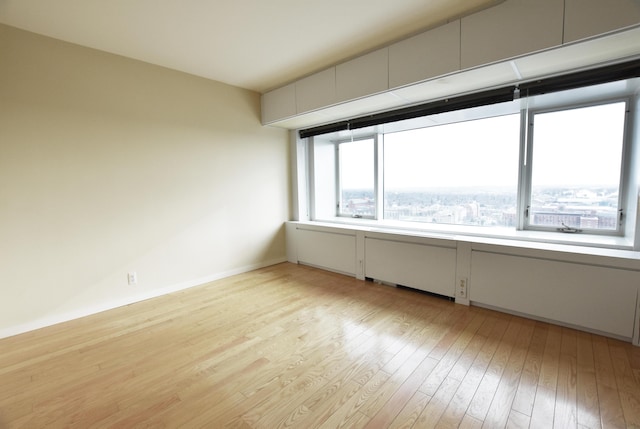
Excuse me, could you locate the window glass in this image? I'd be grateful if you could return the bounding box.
[307,79,637,245]
[529,102,626,231]
[383,114,520,227]
[339,138,375,217]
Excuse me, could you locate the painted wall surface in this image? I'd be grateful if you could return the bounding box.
[0,24,290,334]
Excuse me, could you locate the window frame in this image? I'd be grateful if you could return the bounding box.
[335,135,380,219]
[521,98,631,236]
[304,77,640,250]
[381,112,522,228]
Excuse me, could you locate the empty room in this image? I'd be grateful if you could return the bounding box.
[2,0,640,428]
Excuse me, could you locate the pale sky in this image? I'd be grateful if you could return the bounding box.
[383,114,519,190]
[531,101,625,187]
[340,102,626,191]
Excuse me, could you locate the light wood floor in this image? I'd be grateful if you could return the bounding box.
[1,263,639,428]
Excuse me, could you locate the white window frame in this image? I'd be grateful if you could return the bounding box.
[335,135,380,219]
[300,78,640,251]
[521,98,631,236]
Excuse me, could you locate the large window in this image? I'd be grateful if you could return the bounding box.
[384,114,520,227]
[305,78,638,247]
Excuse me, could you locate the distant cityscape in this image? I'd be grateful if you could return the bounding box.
[342,186,619,230]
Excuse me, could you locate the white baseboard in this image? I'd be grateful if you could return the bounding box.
[0,258,287,340]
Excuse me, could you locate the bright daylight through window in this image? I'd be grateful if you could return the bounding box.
[305,75,639,248]
[384,114,519,227]
[528,102,627,233]
[339,138,375,217]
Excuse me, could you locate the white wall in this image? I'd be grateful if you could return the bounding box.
[0,24,290,337]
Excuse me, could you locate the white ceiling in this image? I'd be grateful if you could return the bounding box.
[0,0,502,93]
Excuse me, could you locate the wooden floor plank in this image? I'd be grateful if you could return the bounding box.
[530,324,562,429]
[439,314,511,428]
[506,409,530,428]
[592,335,626,428]
[387,391,432,429]
[459,414,484,429]
[447,314,496,382]
[316,370,391,428]
[414,376,462,428]
[511,322,548,416]
[466,317,521,421]
[419,313,486,396]
[482,319,535,428]
[362,355,439,428]
[0,263,638,428]
[553,328,579,428]
[576,331,601,429]
[607,338,640,428]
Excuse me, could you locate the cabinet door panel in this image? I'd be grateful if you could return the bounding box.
[365,238,456,297]
[297,229,356,275]
[461,0,563,69]
[336,48,388,102]
[389,20,460,88]
[261,83,296,124]
[564,0,640,43]
[471,251,639,338]
[296,68,336,114]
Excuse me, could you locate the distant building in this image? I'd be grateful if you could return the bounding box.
[501,210,517,227]
[533,212,582,228]
[580,216,599,229]
[346,198,375,216]
[532,211,616,230]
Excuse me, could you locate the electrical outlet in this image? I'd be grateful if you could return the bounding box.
[128,272,138,285]
[458,277,467,298]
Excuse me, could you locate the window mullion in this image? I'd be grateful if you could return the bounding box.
[618,101,633,236]
[376,133,384,220]
[334,142,340,216]
[518,108,534,230]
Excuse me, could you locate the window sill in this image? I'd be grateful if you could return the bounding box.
[304,217,639,260]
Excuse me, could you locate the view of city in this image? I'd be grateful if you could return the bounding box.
[342,186,620,231]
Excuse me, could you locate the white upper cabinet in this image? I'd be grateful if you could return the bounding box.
[295,67,336,114]
[564,0,640,43]
[262,0,640,126]
[336,48,389,102]
[261,82,296,124]
[460,0,564,69]
[389,20,461,89]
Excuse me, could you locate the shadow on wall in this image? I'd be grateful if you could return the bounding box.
[0,24,290,334]
[251,223,288,264]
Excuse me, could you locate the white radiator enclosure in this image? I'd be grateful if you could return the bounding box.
[286,221,640,344]
[365,236,456,297]
[471,250,638,339]
[294,225,357,276]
